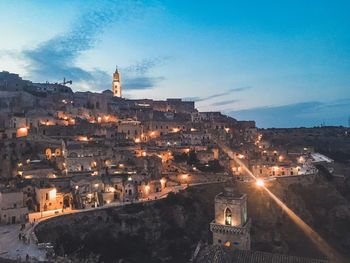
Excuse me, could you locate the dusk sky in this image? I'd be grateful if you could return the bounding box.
[0,0,349,128]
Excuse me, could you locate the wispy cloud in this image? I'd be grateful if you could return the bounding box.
[195,86,252,102]
[228,99,350,128]
[22,4,118,90]
[19,1,164,92]
[124,57,170,75]
[122,57,169,90]
[123,76,165,90]
[210,99,240,106]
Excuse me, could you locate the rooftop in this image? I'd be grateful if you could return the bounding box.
[194,245,329,263]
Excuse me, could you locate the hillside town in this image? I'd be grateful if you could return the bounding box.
[0,69,346,262]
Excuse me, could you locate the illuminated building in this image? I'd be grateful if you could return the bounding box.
[210,187,251,250]
[16,127,28,137]
[35,187,66,212]
[112,67,122,97]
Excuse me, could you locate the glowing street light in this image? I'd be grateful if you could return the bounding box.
[256,179,264,187]
[160,178,166,185]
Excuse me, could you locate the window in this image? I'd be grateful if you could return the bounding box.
[225,208,232,225]
[45,193,49,201]
[224,241,231,247]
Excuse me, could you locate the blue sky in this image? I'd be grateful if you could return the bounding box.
[0,0,349,128]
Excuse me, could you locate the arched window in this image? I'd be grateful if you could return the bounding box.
[45,148,52,159]
[225,207,232,225]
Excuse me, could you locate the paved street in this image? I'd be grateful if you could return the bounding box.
[0,224,46,262]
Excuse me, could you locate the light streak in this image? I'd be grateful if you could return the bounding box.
[219,142,345,263]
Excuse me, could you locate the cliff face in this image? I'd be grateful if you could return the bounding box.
[35,178,350,263]
[35,185,220,263]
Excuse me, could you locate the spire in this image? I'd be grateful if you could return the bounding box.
[112,66,122,97]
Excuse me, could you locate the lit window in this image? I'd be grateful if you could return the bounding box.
[225,208,232,225]
[224,241,231,247]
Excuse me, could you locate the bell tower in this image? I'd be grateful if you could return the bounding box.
[210,187,251,250]
[112,66,122,97]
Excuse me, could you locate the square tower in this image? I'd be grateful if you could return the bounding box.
[210,187,251,250]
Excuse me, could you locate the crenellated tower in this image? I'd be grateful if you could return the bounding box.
[210,186,251,250]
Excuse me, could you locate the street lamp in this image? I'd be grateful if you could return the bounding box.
[256,179,264,187]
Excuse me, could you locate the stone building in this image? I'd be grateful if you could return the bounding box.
[210,187,251,250]
[62,141,108,175]
[251,164,301,178]
[133,98,195,113]
[196,148,219,163]
[182,130,211,146]
[0,189,28,224]
[35,186,65,212]
[116,120,143,141]
[71,176,104,208]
